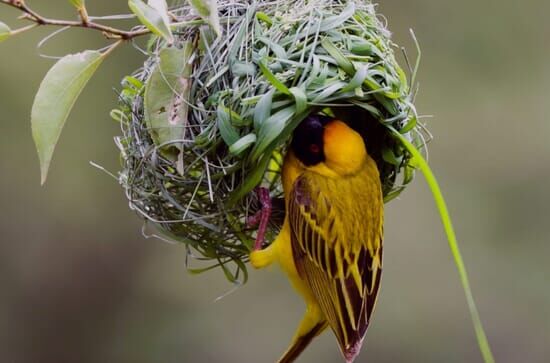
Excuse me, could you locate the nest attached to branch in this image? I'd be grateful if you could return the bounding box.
[114,0,426,282]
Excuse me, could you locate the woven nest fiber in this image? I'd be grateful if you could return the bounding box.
[114,0,426,281]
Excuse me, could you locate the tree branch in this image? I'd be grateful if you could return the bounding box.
[1,0,151,40]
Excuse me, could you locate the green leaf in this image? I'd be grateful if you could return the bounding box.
[227,4,255,62]
[253,89,274,130]
[187,264,223,275]
[217,103,240,146]
[31,50,106,184]
[148,0,171,30]
[251,106,295,161]
[122,75,144,90]
[258,61,291,96]
[255,12,272,27]
[144,43,194,154]
[128,0,174,43]
[351,40,383,58]
[349,100,382,118]
[342,64,368,92]
[0,21,11,43]
[218,257,239,283]
[321,39,354,75]
[229,152,271,205]
[228,110,310,206]
[69,0,85,8]
[189,0,221,37]
[231,61,256,77]
[400,115,418,134]
[318,2,355,32]
[381,147,402,166]
[289,87,307,114]
[389,128,495,363]
[311,81,346,103]
[258,36,287,60]
[229,133,256,155]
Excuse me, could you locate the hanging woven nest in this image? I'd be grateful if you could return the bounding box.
[113,0,426,282]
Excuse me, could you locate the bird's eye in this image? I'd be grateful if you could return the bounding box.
[309,144,320,154]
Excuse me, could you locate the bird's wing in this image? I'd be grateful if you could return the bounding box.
[288,175,383,356]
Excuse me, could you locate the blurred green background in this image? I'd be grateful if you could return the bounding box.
[1,1,549,362]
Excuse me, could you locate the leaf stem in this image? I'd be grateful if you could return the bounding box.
[0,0,151,39]
[103,39,124,56]
[390,128,495,363]
[78,6,90,25]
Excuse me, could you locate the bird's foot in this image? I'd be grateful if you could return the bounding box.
[246,211,262,228]
[250,247,274,269]
[247,187,272,251]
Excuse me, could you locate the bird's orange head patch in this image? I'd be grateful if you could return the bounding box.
[290,115,367,177]
[322,119,367,175]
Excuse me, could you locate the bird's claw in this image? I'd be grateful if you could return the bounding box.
[250,187,272,251]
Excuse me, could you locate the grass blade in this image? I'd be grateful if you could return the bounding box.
[254,89,274,130]
[318,2,355,32]
[229,133,256,155]
[258,61,291,95]
[390,128,495,363]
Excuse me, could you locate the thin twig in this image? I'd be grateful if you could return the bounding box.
[0,0,151,39]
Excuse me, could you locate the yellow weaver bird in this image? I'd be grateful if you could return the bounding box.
[250,115,384,363]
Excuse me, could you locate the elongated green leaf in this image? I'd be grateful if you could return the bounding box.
[228,110,310,205]
[318,2,355,32]
[144,43,194,154]
[253,89,273,130]
[231,61,256,77]
[258,62,291,95]
[148,0,171,30]
[390,128,495,363]
[289,87,307,114]
[188,263,224,275]
[307,55,321,83]
[255,12,272,27]
[311,81,346,103]
[219,257,239,283]
[342,64,368,92]
[0,21,11,42]
[32,50,106,184]
[321,39,354,75]
[381,147,402,166]
[350,100,382,118]
[400,115,418,134]
[189,0,221,37]
[229,133,256,155]
[228,152,271,205]
[350,39,383,58]
[217,104,240,146]
[251,106,295,161]
[128,0,174,43]
[258,36,287,60]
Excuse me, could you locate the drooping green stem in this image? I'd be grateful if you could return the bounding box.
[390,128,495,363]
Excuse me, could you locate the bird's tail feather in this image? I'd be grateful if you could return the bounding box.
[277,321,327,363]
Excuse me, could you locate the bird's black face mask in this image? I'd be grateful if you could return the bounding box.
[291,115,332,166]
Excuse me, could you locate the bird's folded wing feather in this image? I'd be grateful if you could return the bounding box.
[289,176,383,352]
